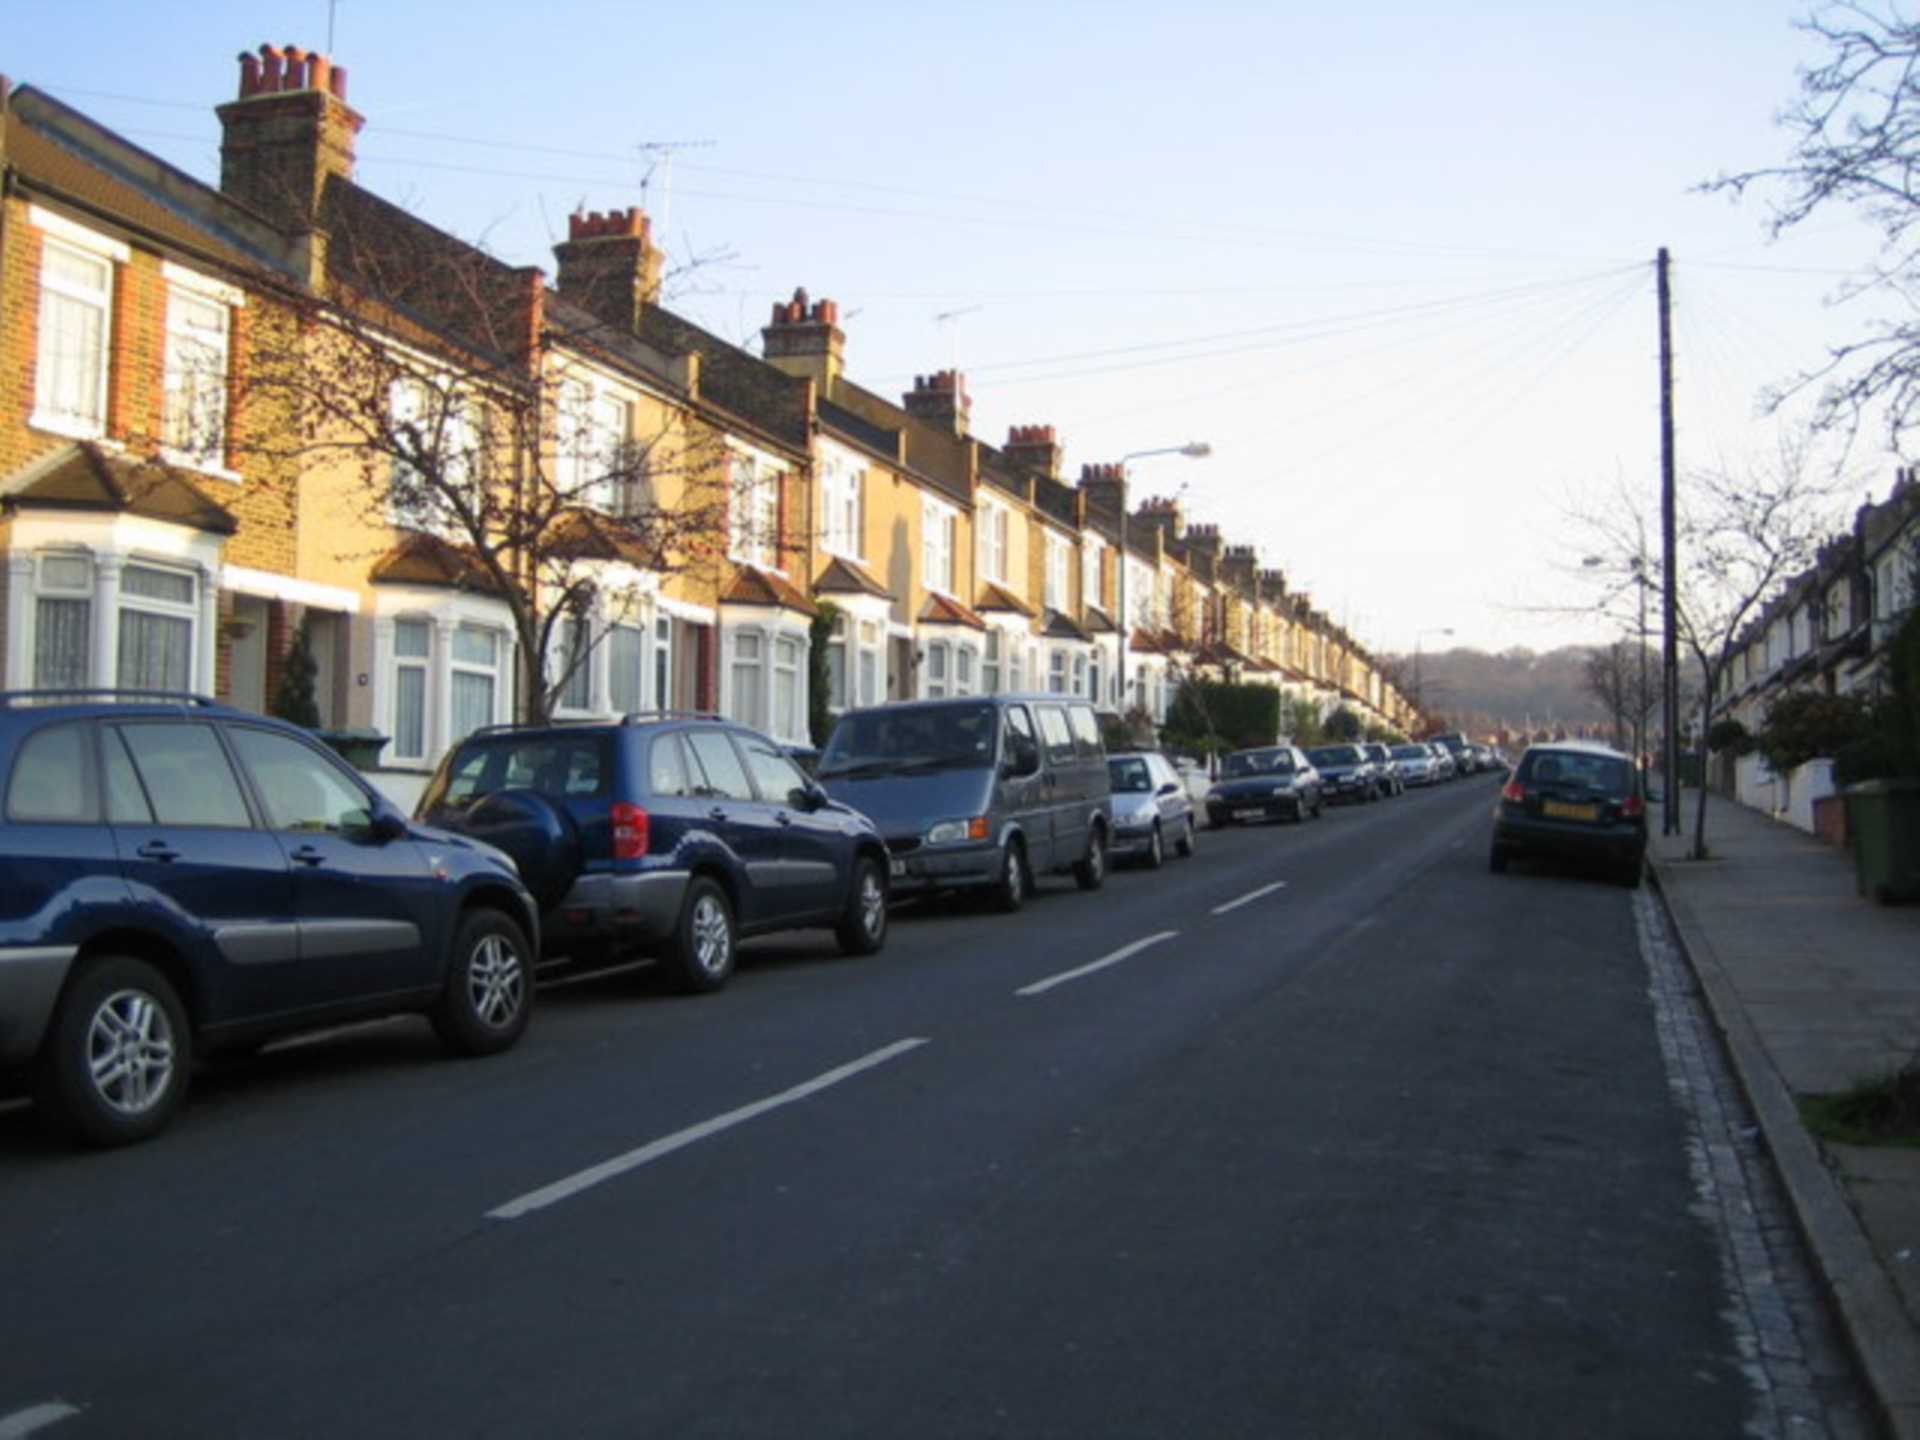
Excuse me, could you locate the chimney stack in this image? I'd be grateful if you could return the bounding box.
[553,207,663,334]
[1004,424,1062,480]
[903,370,970,436]
[217,42,363,230]
[761,287,846,388]
[1135,495,1184,543]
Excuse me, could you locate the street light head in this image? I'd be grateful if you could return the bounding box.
[1180,442,1212,459]
[1581,555,1604,568]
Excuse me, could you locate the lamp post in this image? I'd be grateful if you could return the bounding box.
[1115,443,1210,722]
[1412,626,1453,729]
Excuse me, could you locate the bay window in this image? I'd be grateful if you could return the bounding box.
[925,641,950,698]
[117,565,197,691]
[33,555,93,690]
[730,632,765,724]
[450,625,503,741]
[609,624,644,714]
[772,636,803,740]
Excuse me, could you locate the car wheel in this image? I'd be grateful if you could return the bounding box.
[664,877,736,993]
[34,954,191,1147]
[431,909,534,1056]
[1074,826,1107,891]
[993,839,1028,913]
[1143,823,1164,869]
[1489,845,1510,874]
[836,856,889,956]
[1176,816,1197,858]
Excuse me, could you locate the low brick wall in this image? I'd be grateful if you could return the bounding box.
[1812,794,1848,848]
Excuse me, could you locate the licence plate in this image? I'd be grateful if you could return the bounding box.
[1542,800,1598,821]
[1233,808,1263,819]
[889,858,906,877]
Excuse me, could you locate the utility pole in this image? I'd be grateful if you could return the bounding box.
[1658,247,1680,837]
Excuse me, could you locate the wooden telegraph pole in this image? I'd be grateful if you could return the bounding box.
[1658,248,1680,837]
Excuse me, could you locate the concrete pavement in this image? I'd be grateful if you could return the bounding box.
[1650,791,1920,1439]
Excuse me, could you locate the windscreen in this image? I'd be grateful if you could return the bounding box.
[819,703,998,778]
[1306,746,1361,767]
[1224,748,1292,777]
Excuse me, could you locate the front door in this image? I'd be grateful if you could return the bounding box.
[1033,703,1084,867]
[738,733,843,917]
[683,728,784,926]
[999,704,1052,870]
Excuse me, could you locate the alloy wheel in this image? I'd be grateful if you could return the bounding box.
[87,989,177,1117]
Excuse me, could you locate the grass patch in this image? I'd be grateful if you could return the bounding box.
[1800,1064,1920,1148]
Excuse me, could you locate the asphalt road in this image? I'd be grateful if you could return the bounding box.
[1,774,1773,1438]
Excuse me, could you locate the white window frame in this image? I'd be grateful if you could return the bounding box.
[1045,531,1070,614]
[772,633,804,741]
[390,618,434,763]
[160,263,244,477]
[821,447,865,561]
[977,497,1009,585]
[922,495,958,597]
[449,623,508,744]
[116,561,200,693]
[31,552,94,690]
[555,372,638,516]
[1082,537,1105,613]
[31,216,126,441]
[729,451,783,571]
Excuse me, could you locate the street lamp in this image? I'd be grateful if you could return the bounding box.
[1115,443,1210,720]
[1412,627,1453,727]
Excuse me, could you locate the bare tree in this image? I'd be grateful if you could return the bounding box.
[1582,642,1634,750]
[232,192,784,725]
[1577,432,1849,857]
[1704,3,1920,451]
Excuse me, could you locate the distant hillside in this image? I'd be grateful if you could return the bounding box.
[1378,646,1611,741]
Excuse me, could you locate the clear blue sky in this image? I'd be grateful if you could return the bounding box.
[7,1,1893,655]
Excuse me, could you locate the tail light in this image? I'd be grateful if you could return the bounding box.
[1500,779,1526,804]
[611,802,650,859]
[1620,793,1645,819]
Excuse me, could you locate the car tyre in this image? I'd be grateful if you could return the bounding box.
[1489,845,1510,874]
[1074,826,1107,891]
[1143,823,1164,869]
[992,839,1028,913]
[1177,816,1197,858]
[432,908,533,1056]
[664,877,736,993]
[34,954,191,1147]
[836,856,889,956]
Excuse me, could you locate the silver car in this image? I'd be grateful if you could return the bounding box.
[1390,742,1438,786]
[1106,751,1198,868]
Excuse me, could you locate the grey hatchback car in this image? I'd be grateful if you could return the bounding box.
[1106,751,1198,867]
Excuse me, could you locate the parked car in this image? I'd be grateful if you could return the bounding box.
[1489,740,1647,887]
[1304,743,1382,804]
[417,713,891,994]
[816,695,1111,912]
[1432,731,1476,775]
[1362,742,1404,796]
[1427,742,1458,782]
[1390,742,1439,787]
[1106,751,1198,866]
[1206,744,1324,825]
[0,689,539,1146]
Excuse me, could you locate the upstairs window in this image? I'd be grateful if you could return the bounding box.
[1045,533,1070,613]
[822,452,864,559]
[922,496,957,595]
[977,500,1009,584]
[34,237,115,439]
[162,269,240,471]
[729,454,782,570]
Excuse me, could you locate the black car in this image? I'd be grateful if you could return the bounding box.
[1304,743,1382,804]
[0,689,539,1146]
[1206,745,1324,825]
[1489,740,1647,887]
[417,713,892,993]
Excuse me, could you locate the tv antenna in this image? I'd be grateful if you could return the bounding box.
[637,139,715,262]
[934,304,984,373]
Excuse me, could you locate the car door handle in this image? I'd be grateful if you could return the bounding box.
[708,807,728,823]
[135,840,179,863]
[290,845,327,867]
[774,812,793,827]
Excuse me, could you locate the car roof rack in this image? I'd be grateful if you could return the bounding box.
[618,710,725,725]
[0,688,228,710]
[463,710,727,739]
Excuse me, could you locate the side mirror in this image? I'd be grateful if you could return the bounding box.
[1003,739,1040,779]
[1156,781,1180,797]
[791,784,829,812]
[349,807,407,843]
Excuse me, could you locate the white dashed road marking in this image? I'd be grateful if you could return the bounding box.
[1211,881,1288,916]
[488,1038,930,1220]
[1017,931,1180,997]
[0,1403,80,1439]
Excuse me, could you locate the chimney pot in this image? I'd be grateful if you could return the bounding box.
[329,64,349,100]
[259,44,284,89]
[237,50,261,96]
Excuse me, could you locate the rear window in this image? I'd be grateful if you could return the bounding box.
[431,734,611,809]
[1390,745,1426,760]
[1522,750,1632,795]
[1224,748,1293,777]
[1108,757,1152,793]
[1306,745,1361,767]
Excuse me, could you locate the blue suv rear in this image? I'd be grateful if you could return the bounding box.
[0,690,539,1146]
[415,714,893,993]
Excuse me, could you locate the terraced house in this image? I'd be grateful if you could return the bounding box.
[0,42,1416,804]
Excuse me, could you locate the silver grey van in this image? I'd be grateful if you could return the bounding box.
[816,695,1112,911]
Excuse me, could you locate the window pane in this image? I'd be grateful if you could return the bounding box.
[452,626,497,666]
[559,618,591,710]
[117,610,192,691]
[610,625,644,713]
[7,723,93,822]
[116,722,250,827]
[1036,705,1075,764]
[741,737,807,803]
[685,730,755,801]
[229,727,369,832]
[38,289,105,427]
[40,555,92,592]
[35,597,91,688]
[394,619,431,659]
[103,728,152,824]
[123,565,196,606]
[451,670,495,741]
[649,733,693,796]
[394,666,426,759]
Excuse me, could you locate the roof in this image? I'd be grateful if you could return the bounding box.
[917,592,987,630]
[721,565,818,615]
[1041,608,1092,643]
[813,555,893,600]
[1,443,237,535]
[975,580,1035,617]
[1083,604,1117,634]
[368,532,506,592]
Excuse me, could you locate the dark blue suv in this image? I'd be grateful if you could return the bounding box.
[0,690,539,1147]
[416,713,892,993]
